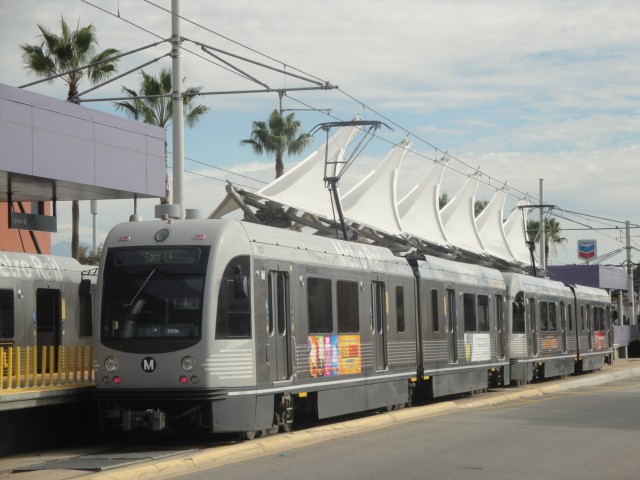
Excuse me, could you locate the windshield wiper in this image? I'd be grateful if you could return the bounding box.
[125,268,156,307]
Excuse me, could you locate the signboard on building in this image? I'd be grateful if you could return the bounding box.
[577,239,597,260]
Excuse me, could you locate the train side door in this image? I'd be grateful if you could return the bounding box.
[446,288,458,363]
[586,304,593,351]
[527,298,538,356]
[36,288,62,371]
[267,270,292,382]
[560,302,567,353]
[495,294,506,359]
[371,281,388,371]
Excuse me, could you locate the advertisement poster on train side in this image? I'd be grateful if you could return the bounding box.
[463,333,491,362]
[308,335,361,377]
[594,331,607,351]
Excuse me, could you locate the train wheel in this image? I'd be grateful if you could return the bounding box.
[242,430,257,440]
[280,421,293,433]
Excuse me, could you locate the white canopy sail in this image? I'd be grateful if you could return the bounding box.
[440,173,486,257]
[476,188,518,264]
[397,157,450,249]
[504,199,538,266]
[209,122,360,219]
[255,123,361,219]
[341,138,410,237]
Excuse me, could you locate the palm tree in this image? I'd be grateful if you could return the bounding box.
[241,109,313,178]
[21,17,120,260]
[474,199,489,217]
[439,192,449,209]
[114,68,210,203]
[527,218,567,265]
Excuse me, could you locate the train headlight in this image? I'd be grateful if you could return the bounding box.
[105,356,119,373]
[181,356,196,372]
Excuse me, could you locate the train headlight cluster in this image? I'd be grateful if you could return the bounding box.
[105,356,119,373]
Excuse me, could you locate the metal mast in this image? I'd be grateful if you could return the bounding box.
[171,0,185,218]
[626,220,636,324]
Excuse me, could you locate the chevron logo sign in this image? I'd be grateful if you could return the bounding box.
[577,239,597,260]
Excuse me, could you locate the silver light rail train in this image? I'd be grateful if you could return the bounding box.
[93,218,613,436]
[0,252,94,369]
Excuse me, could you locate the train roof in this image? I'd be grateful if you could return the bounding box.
[571,283,611,301]
[415,255,505,288]
[502,271,573,296]
[106,218,410,270]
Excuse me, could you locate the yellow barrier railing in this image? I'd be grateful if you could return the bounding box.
[0,345,94,390]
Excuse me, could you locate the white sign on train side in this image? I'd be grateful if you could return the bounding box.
[330,240,386,272]
[0,253,63,281]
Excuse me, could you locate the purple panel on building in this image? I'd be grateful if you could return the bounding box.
[547,265,627,290]
[0,83,165,201]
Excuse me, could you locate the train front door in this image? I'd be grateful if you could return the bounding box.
[36,288,62,371]
[371,281,388,371]
[267,270,292,381]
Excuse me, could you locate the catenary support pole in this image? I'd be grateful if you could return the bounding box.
[539,179,545,270]
[626,220,635,324]
[171,0,185,218]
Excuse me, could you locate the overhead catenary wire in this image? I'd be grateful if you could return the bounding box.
[78,1,638,260]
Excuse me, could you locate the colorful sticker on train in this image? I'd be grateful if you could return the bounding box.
[308,335,361,377]
[594,331,607,351]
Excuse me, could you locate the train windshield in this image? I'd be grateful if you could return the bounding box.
[100,246,210,354]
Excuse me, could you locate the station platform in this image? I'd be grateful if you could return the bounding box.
[1,345,95,411]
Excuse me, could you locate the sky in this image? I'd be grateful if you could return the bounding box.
[2,0,640,267]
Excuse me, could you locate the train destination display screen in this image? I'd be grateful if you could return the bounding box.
[114,248,202,266]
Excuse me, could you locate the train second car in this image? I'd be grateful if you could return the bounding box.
[0,252,94,358]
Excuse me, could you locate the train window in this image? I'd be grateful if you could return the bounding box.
[396,286,405,334]
[512,292,525,333]
[431,289,439,333]
[580,306,586,331]
[540,301,549,331]
[308,278,333,334]
[567,303,574,331]
[79,280,93,338]
[337,280,359,333]
[540,301,558,332]
[216,256,251,339]
[477,295,489,332]
[463,293,476,332]
[548,302,557,331]
[0,289,14,339]
[594,307,605,331]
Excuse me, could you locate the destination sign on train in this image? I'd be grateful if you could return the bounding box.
[114,248,202,266]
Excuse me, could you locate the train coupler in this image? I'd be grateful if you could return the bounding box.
[122,409,166,432]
